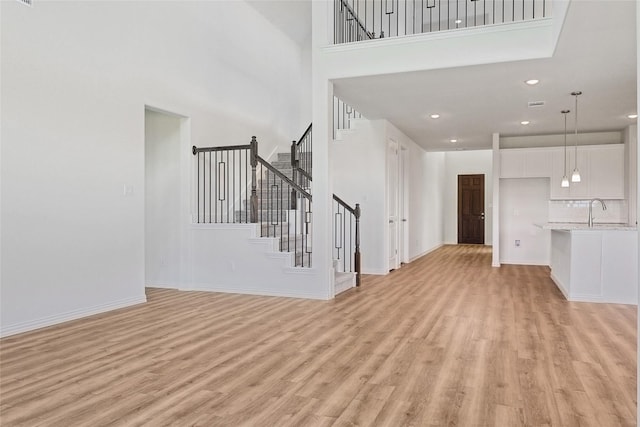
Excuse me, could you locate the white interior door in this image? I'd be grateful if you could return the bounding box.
[399,145,409,264]
[388,139,399,271]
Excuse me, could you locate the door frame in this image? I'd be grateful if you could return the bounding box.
[457,173,485,245]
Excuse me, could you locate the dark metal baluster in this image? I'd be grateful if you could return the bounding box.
[349,211,353,272]
[244,149,248,223]
[259,165,263,235]
[474,0,477,27]
[196,151,200,223]
[209,151,213,223]
[226,150,230,222]
[340,206,347,271]
[214,151,217,223]
[250,136,258,224]
[396,0,399,36]
[512,0,514,21]
[355,203,361,286]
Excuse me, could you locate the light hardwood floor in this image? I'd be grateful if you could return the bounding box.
[0,245,636,426]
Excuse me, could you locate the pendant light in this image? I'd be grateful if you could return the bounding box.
[561,110,570,188]
[571,91,582,182]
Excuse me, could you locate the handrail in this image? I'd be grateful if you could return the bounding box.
[332,194,356,215]
[295,123,313,148]
[291,123,312,191]
[193,144,251,154]
[256,157,312,201]
[334,0,376,43]
[297,169,312,181]
[192,136,313,267]
[340,0,374,38]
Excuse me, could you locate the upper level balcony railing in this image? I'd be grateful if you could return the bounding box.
[334,0,550,44]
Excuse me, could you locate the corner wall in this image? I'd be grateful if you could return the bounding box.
[1,1,309,336]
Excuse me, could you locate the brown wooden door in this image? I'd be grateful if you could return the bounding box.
[458,174,485,244]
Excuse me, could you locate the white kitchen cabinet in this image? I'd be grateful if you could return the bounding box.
[500,148,552,178]
[588,145,625,199]
[549,144,624,200]
[500,150,525,178]
[550,147,589,199]
[525,149,553,177]
[501,144,625,200]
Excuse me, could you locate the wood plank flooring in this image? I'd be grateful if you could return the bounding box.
[0,245,636,426]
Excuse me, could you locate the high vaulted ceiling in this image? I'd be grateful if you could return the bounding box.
[333,0,637,151]
[248,0,637,151]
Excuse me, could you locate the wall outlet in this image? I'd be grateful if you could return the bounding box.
[515,240,521,247]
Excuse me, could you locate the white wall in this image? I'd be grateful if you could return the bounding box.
[385,122,445,261]
[1,1,309,336]
[624,124,638,226]
[145,110,182,288]
[332,119,445,274]
[499,178,550,265]
[332,120,387,274]
[443,150,493,245]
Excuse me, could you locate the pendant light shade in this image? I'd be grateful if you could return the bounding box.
[561,110,570,188]
[571,91,582,182]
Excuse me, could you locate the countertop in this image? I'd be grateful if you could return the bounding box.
[536,222,637,231]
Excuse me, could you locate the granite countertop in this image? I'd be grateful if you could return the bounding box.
[535,222,637,231]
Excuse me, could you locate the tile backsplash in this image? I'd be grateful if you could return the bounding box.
[548,200,629,224]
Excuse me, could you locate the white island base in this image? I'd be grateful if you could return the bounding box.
[549,228,638,305]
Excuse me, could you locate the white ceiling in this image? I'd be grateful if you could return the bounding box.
[246,1,636,151]
[333,0,637,151]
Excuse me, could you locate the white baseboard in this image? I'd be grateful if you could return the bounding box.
[500,259,550,266]
[361,268,388,275]
[550,272,570,299]
[183,284,330,300]
[409,244,443,263]
[0,295,147,338]
[145,283,178,289]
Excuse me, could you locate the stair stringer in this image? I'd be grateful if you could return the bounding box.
[185,223,327,299]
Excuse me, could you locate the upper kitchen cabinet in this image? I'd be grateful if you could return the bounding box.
[500,144,626,200]
[500,148,552,179]
[587,145,625,199]
[550,145,624,200]
[550,147,589,199]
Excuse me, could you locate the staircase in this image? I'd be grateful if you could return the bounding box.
[191,123,360,297]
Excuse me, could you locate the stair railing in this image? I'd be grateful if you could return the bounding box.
[333,96,363,139]
[291,123,312,192]
[335,0,375,44]
[334,0,550,44]
[193,136,313,267]
[332,195,361,286]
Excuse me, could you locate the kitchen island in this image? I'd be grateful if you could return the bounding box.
[540,223,637,305]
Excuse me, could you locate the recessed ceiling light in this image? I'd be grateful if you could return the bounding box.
[430,114,440,119]
[521,121,530,125]
[628,114,638,119]
[450,139,457,143]
[525,79,539,85]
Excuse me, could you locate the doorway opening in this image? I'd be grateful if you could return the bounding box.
[144,107,188,289]
[458,174,485,244]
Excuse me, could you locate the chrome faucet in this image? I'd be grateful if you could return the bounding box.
[588,198,607,227]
